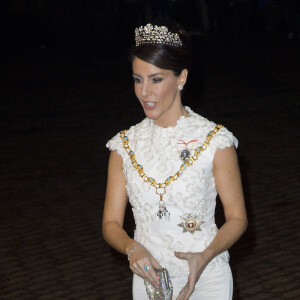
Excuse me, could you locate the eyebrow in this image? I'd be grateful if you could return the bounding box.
[132,72,166,78]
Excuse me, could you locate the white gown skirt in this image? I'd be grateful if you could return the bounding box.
[132,262,233,300]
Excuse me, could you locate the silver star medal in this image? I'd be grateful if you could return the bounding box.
[178,214,204,233]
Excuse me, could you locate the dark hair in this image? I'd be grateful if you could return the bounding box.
[130,22,192,77]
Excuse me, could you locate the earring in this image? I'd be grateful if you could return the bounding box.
[178,85,183,91]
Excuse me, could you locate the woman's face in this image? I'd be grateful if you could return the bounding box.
[132,57,187,127]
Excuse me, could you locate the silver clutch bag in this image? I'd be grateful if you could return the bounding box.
[144,268,173,300]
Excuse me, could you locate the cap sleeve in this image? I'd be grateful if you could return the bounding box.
[208,126,238,156]
[106,132,123,156]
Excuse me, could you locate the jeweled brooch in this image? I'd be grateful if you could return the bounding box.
[178,214,204,233]
[179,149,191,162]
[177,139,198,162]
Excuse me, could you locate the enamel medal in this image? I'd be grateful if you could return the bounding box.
[179,149,191,162]
[177,139,198,162]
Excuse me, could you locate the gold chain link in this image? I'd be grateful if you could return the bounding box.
[120,124,223,197]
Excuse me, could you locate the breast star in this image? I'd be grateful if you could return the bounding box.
[178,214,204,234]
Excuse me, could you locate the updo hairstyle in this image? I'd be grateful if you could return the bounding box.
[130,22,192,77]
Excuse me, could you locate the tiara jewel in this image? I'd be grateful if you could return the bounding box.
[135,24,183,47]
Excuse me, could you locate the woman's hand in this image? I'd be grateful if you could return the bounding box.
[129,245,161,289]
[174,251,209,300]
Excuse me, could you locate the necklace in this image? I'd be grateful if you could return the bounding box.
[120,124,223,221]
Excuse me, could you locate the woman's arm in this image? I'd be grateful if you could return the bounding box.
[203,145,248,260]
[102,150,136,254]
[175,146,247,300]
[102,150,160,288]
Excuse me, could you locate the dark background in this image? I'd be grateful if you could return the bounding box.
[1,1,299,299]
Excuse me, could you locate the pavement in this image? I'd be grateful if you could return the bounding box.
[0,36,299,299]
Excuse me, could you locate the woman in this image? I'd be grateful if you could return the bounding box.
[102,23,247,300]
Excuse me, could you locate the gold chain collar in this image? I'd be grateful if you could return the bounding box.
[120,124,223,220]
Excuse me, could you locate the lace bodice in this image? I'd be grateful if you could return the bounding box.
[106,107,238,278]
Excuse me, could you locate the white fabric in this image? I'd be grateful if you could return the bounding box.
[106,107,237,297]
[132,262,233,300]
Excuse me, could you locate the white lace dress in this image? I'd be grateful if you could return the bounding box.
[106,107,237,299]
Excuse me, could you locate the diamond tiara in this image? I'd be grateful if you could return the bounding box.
[135,24,183,48]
